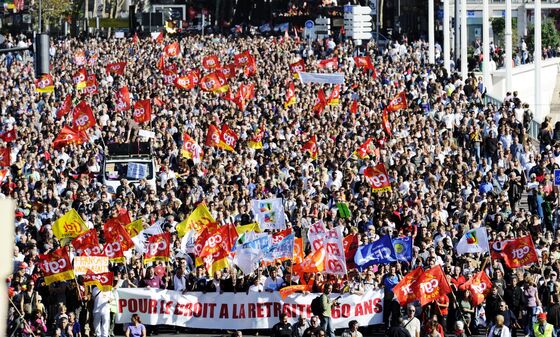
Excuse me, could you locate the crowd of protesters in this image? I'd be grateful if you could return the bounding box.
[4,21,560,337]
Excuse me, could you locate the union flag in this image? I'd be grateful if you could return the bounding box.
[313,89,327,114]
[350,98,358,114]
[382,108,392,136]
[53,126,88,149]
[394,267,424,305]
[234,50,252,68]
[133,99,151,124]
[220,63,236,79]
[105,61,127,75]
[71,229,103,256]
[163,42,180,58]
[302,135,318,160]
[353,56,375,70]
[202,54,221,70]
[174,75,195,90]
[72,101,96,132]
[38,246,75,285]
[115,86,131,112]
[144,233,172,264]
[56,95,73,119]
[84,74,99,95]
[243,55,258,77]
[327,84,341,106]
[317,57,338,69]
[34,74,54,93]
[463,271,492,306]
[73,68,87,90]
[181,133,204,164]
[501,236,538,268]
[387,92,407,112]
[289,59,305,78]
[354,138,375,159]
[248,127,264,149]
[284,82,296,108]
[220,124,238,152]
[412,265,452,306]
[199,72,229,93]
[0,147,10,167]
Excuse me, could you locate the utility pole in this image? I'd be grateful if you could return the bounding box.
[482,0,490,94]
[428,0,435,64]
[461,0,467,79]
[505,0,512,93]
[443,0,450,72]
[534,0,542,118]
[454,0,460,63]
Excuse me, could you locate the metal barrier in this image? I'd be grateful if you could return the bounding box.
[483,94,541,141]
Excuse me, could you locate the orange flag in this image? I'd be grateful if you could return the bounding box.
[293,237,304,265]
[382,108,392,136]
[293,246,325,275]
[53,126,88,149]
[387,91,407,112]
[393,267,424,305]
[279,285,311,300]
[463,271,492,306]
[413,265,452,306]
[302,135,318,160]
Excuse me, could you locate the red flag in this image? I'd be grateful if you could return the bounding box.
[57,94,73,119]
[220,63,236,80]
[302,135,318,160]
[284,82,296,108]
[354,138,375,159]
[232,83,255,110]
[202,54,221,70]
[38,246,75,285]
[174,75,196,90]
[133,32,139,44]
[327,84,341,106]
[243,55,257,77]
[387,92,407,112]
[0,128,17,143]
[73,50,86,65]
[71,229,102,256]
[350,98,358,114]
[199,224,238,258]
[413,265,452,306]
[342,234,359,268]
[144,232,171,264]
[206,125,222,148]
[200,72,229,93]
[53,126,88,149]
[162,65,178,85]
[34,74,54,93]
[234,50,252,68]
[106,62,127,75]
[220,124,238,152]
[312,89,327,114]
[289,59,305,78]
[157,54,165,70]
[84,74,99,95]
[382,108,392,136]
[0,147,10,167]
[353,56,375,70]
[155,31,164,44]
[501,236,539,268]
[83,272,114,291]
[181,133,204,163]
[272,228,293,246]
[363,163,391,192]
[394,267,424,306]
[73,68,87,90]
[163,42,180,58]
[72,101,96,131]
[463,271,492,306]
[317,57,338,69]
[133,99,151,124]
[0,169,8,183]
[115,86,131,112]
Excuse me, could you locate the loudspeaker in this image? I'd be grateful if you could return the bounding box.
[34,33,49,77]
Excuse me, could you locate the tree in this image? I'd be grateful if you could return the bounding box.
[33,0,73,32]
[527,19,560,51]
[491,17,519,49]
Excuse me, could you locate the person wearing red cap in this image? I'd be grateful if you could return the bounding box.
[531,313,556,337]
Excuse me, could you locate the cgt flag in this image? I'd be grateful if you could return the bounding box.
[181,133,204,164]
[72,101,97,132]
[312,89,327,114]
[73,68,87,90]
[387,92,407,112]
[501,236,538,268]
[0,147,9,167]
[53,209,88,245]
[456,227,490,255]
[302,135,318,160]
[83,272,114,292]
[363,163,391,192]
[52,126,88,150]
[202,54,221,70]
[463,271,492,306]
[176,203,217,237]
[327,84,341,106]
[115,86,131,112]
[35,74,55,93]
[144,232,171,264]
[133,100,152,124]
[284,82,296,108]
[38,246,75,285]
[413,265,452,306]
[72,229,103,256]
[393,267,424,305]
[57,94,73,119]
[289,59,305,78]
[106,62,127,75]
[354,235,396,270]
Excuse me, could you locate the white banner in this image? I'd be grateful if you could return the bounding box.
[73,256,109,275]
[116,289,384,329]
[325,226,348,276]
[307,220,326,251]
[251,198,286,230]
[298,72,345,84]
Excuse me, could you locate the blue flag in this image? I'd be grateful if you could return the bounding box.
[242,235,270,251]
[392,236,413,262]
[354,235,397,270]
[263,234,294,262]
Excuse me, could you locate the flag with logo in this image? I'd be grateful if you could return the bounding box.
[234,50,252,68]
[284,82,296,108]
[263,233,294,262]
[317,57,338,69]
[393,267,424,305]
[354,235,396,270]
[181,133,204,164]
[202,54,221,69]
[354,138,375,160]
[248,127,265,149]
[133,99,151,124]
[302,135,318,160]
[57,94,73,119]
[163,42,180,58]
[312,89,327,114]
[162,64,178,84]
[125,219,143,239]
[201,225,238,275]
[343,234,359,268]
[131,222,164,254]
[289,59,305,78]
[456,227,490,255]
[387,92,407,112]
[0,169,8,183]
[176,203,217,237]
[353,56,375,71]
[71,229,103,256]
[52,126,88,150]
[84,74,99,95]
[413,265,452,306]
[174,75,196,90]
[327,84,341,106]
[308,220,327,252]
[243,54,258,77]
[363,163,391,192]
[73,50,86,65]
[0,147,9,167]
[35,74,54,93]
[39,246,75,285]
[205,124,225,149]
[73,68,87,90]
[382,108,392,136]
[392,236,413,262]
[144,232,171,264]
[463,271,492,306]
[115,86,131,112]
[251,198,286,230]
[220,63,236,79]
[52,209,88,245]
[501,236,539,268]
[106,62,127,75]
[219,124,238,152]
[83,272,114,291]
[72,101,96,132]
[325,226,348,275]
[294,237,304,264]
[293,246,326,275]
[233,246,262,275]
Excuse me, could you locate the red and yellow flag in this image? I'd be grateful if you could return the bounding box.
[248,127,265,150]
[364,163,391,192]
[289,59,305,78]
[327,84,341,106]
[176,203,217,237]
[284,82,296,108]
[413,265,452,306]
[302,135,318,160]
[144,232,171,264]
[52,209,88,245]
[387,92,407,112]
[83,272,114,291]
[39,247,75,285]
[35,74,54,93]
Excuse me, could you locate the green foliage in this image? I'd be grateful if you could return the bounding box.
[33,0,73,31]
[87,18,129,28]
[527,19,560,50]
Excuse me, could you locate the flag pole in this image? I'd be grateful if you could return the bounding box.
[442,270,472,336]
[7,296,37,337]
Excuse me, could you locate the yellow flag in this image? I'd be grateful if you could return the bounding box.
[176,203,216,237]
[53,209,88,245]
[125,219,143,238]
[236,222,261,235]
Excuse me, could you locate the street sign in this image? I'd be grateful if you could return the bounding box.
[555,169,560,186]
[305,20,314,29]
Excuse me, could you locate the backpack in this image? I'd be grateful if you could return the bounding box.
[311,295,323,316]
